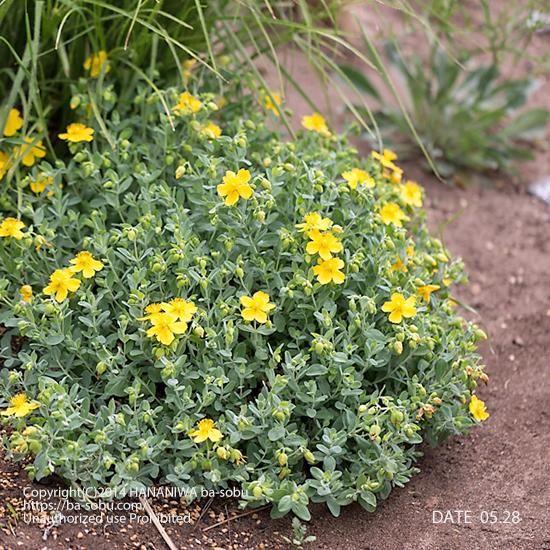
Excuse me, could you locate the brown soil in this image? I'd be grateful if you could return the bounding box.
[2,4,550,550]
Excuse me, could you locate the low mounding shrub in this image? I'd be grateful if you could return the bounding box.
[0,74,488,520]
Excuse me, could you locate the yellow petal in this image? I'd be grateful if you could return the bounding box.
[225,191,240,206]
[254,311,268,324]
[241,308,257,321]
[388,310,403,323]
[239,184,253,200]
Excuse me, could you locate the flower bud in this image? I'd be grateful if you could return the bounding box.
[479,373,489,384]
[474,328,488,341]
[216,447,229,460]
[278,467,290,479]
[96,361,108,376]
[369,425,381,439]
[393,341,403,355]
[303,449,316,464]
[390,410,404,426]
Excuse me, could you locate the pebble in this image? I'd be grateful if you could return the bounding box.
[513,337,525,347]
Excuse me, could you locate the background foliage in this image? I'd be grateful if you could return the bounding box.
[338,0,549,178]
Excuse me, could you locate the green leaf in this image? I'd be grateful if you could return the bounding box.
[358,494,376,512]
[326,498,341,517]
[268,426,285,441]
[501,108,550,140]
[44,335,64,345]
[339,64,381,100]
[277,495,292,514]
[291,502,311,521]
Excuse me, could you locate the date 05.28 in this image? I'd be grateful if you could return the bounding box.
[432,510,522,524]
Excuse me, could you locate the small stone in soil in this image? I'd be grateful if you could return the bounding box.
[513,337,525,346]
[528,176,550,205]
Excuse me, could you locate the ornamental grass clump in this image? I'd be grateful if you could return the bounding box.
[0,76,488,520]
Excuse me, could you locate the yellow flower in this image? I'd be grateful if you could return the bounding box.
[400,181,423,207]
[202,122,222,139]
[83,51,110,78]
[59,123,94,143]
[15,137,46,167]
[296,212,332,235]
[443,277,452,287]
[469,395,489,422]
[20,285,33,303]
[0,151,10,180]
[29,175,53,194]
[217,169,253,206]
[263,91,282,116]
[0,217,25,240]
[301,112,331,136]
[306,230,343,260]
[383,148,397,161]
[390,257,408,273]
[341,168,375,190]
[313,257,346,285]
[146,312,188,346]
[379,202,407,227]
[161,298,197,323]
[240,291,275,323]
[173,91,202,114]
[189,418,223,443]
[381,293,417,323]
[138,303,163,321]
[417,284,440,302]
[43,268,81,302]
[1,393,39,417]
[3,108,23,137]
[371,148,397,169]
[406,245,415,257]
[389,167,403,185]
[69,251,104,278]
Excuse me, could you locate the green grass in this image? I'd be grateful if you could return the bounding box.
[0,1,367,139]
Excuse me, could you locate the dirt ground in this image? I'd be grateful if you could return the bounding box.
[1,4,550,550]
